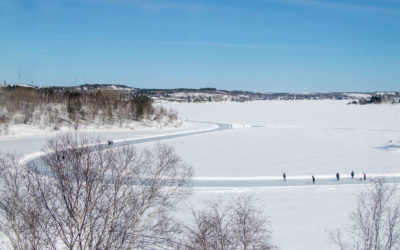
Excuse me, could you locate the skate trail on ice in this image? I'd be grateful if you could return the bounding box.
[24,120,400,187]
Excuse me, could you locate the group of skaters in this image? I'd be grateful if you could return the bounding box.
[282,171,367,184]
[335,170,367,181]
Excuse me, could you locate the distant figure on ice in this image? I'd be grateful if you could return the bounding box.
[363,172,366,180]
[312,175,315,184]
[283,172,286,181]
[336,172,340,181]
[351,170,355,179]
[108,140,114,146]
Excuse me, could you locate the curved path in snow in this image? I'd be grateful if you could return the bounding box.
[25,121,400,188]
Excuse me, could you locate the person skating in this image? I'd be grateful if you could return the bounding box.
[283,172,286,181]
[312,175,315,184]
[336,172,340,181]
[351,170,355,179]
[363,172,366,180]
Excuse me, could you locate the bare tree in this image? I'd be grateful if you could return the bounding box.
[182,196,274,250]
[330,178,400,250]
[0,133,192,249]
[0,153,55,249]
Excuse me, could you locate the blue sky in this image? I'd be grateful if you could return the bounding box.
[1,0,399,92]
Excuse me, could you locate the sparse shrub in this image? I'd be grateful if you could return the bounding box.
[154,105,167,120]
[0,123,8,135]
[0,109,10,125]
[167,109,178,122]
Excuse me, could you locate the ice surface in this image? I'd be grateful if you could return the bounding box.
[2,100,400,249]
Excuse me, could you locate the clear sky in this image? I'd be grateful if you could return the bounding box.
[1,0,399,92]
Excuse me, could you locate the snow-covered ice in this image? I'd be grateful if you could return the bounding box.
[150,100,400,178]
[2,100,400,249]
[153,100,400,249]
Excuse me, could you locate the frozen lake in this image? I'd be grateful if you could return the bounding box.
[2,100,400,249]
[159,100,400,249]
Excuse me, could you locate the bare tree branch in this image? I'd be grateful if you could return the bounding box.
[0,133,192,249]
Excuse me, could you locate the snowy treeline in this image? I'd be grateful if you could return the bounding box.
[0,85,180,133]
[350,94,400,105]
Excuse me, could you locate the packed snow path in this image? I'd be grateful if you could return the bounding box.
[191,176,400,187]
[26,120,231,176]
[26,120,400,188]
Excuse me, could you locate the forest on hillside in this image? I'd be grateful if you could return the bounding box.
[0,85,179,134]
